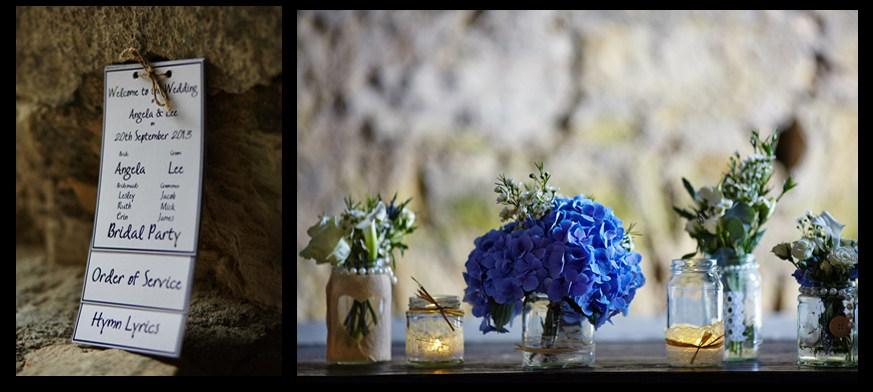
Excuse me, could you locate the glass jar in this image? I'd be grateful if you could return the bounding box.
[665,259,725,367]
[406,295,464,367]
[521,293,595,368]
[713,253,762,360]
[797,282,857,367]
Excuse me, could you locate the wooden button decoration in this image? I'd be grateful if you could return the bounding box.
[829,315,851,338]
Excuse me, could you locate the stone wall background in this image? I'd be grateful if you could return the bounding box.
[16,6,282,375]
[297,10,858,327]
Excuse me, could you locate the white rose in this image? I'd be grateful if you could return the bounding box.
[827,246,858,269]
[300,216,351,266]
[791,238,815,260]
[771,242,792,260]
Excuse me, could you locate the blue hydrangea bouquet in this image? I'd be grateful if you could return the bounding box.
[462,163,646,343]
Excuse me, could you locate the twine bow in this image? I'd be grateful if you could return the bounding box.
[665,331,725,364]
[120,48,172,112]
[410,277,463,331]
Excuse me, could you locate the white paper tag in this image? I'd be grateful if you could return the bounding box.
[72,57,205,358]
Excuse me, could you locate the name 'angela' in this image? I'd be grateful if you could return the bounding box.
[115,161,146,181]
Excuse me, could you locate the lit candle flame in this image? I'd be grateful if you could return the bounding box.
[429,338,446,352]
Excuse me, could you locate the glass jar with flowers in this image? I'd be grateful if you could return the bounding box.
[674,130,797,361]
[300,193,417,364]
[462,163,645,368]
[771,211,857,367]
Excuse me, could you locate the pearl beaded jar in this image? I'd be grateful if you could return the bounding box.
[797,282,857,367]
[406,295,464,367]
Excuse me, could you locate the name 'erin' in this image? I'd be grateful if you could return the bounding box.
[107,223,182,248]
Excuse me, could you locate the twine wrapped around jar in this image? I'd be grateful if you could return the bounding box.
[409,277,463,331]
[666,331,725,365]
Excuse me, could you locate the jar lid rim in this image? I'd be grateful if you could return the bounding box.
[409,295,460,308]
[671,258,718,270]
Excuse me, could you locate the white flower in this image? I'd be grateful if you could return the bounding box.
[791,238,816,260]
[355,201,386,229]
[703,215,720,234]
[771,242,792,260]
[300,216,351,266]
[755,196,776,222]
[811,237,825,252]
[827,246,858,269]
[713,198,734,216]
[696,186,722,207]
[810,211,846,247]
[499,206,516,222]
[402,209,416,227]
[362,218,383,262]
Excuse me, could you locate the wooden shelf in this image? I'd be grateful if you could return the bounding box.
[298,341,857,382]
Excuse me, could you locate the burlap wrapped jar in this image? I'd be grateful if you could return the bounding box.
[325,269,392,363]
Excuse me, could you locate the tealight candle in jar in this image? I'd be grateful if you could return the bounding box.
[406,295,464,367]
[665,258,725,367]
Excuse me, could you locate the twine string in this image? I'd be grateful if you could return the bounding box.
[410,277,461,331]
[665,332,725,364]
[120,48,172,112]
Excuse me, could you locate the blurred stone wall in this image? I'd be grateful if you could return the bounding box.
[297,11,857,322]
[17,6,282,374]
